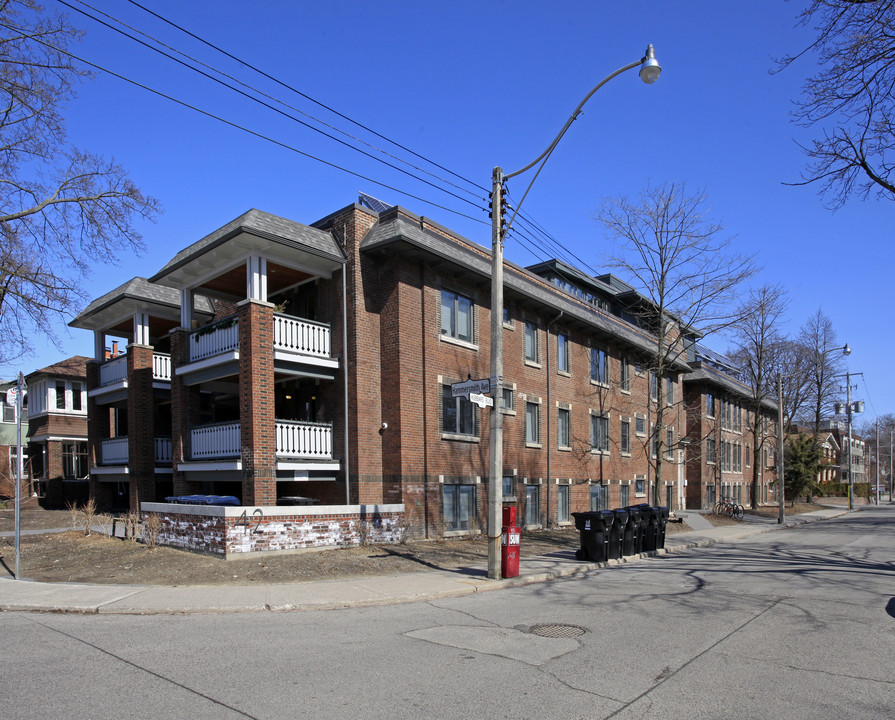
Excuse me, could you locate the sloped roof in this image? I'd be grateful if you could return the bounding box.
[26,356,90,381]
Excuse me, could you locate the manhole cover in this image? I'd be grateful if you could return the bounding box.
[529,624,586,638]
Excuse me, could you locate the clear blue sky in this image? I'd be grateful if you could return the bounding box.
[11,0,892,427]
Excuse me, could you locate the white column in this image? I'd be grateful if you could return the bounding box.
[180,288,193,328]
[134,312,150,345]
[247,256,268,302]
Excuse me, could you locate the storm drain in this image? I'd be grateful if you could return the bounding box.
[528,624,587,639]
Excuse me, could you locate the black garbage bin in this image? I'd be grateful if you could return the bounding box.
[572,511,615,562]
[625,505,643,554]
[611,508,630,558]
[655,506,669,549]
[641,505,659,551]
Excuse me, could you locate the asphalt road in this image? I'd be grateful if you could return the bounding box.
[3,505,892,720]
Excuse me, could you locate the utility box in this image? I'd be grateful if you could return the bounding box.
[501,505,520,578]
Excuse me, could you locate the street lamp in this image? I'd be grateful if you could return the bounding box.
[486,46,662,579]
[834,370,863,511]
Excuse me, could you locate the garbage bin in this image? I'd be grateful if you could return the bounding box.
[572,511,615,562]
[610,508,629,558]
[640,505,659,551]
[625,505,643,554]
[655,506,669,549]
[202,495,240,506]
[614,508,637,556]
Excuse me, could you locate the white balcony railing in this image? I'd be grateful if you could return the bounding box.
[189,318,239,363]
[275,421,333,459]
[101,437,129,465]
[155,437,172,463]
[99,356,127,386]
[152,353,172,381]
[187,420,333,461]
[191,422,241,460]
[273,314,331,359]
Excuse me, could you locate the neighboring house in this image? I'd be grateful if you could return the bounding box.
[821,420,865,486]
[25,357,90,508]
[0,380,28,499]
[71,199,777,539]
[789,425,841,486]
[683,345,779,509]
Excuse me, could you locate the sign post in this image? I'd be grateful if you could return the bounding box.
[14,372,25,580]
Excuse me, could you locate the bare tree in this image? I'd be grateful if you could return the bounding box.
[728,285,788,508]
[0,0,159,363]
[798,309,848,434]
[596,181,757,502]
[770,338,814,433]
[776,0,895,209]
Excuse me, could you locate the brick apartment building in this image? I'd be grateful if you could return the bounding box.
[70,199,777,539]
[23,357,90,508]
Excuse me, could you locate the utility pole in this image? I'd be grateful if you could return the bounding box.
[777,374,785,524]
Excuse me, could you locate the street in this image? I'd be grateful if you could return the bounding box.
[2,506,892,720]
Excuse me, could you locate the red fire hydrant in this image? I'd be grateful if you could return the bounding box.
[501,505,520,578]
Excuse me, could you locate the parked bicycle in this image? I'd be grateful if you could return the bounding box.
[712,497,744,520]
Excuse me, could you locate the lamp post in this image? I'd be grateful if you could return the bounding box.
[486,46,661,579]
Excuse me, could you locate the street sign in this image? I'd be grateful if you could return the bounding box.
[451,378,491,397]
[469,392,494,408]
[6,388,17,406]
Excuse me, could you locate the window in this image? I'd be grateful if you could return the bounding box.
[500,386,515,413]
[442,385,476,437]
[524,485,540,526]
[706,438,716,465]
[591,414,609,453]
[71,382,82,411]
[635,476,646,495]
[443,484,475,532]
[440,289,473,342]
[665,428,674,460]
[524,322,539,363]
[503,306,512,325]
[620,484,630,506]
[746,444,751,468]
[55,381,66,410]
[706,483,716,507]
[557,333,570,373]
[556,485,570,523]
[650,372,658,401]
[635,414,647,436]
[2,403,15,423]
[620,418,631,455]
[650,424,658,458]
[502,475,514,499]
[706,392,715,418]
[590,347,608,385]
[665,376,674,406]
[525,401,540,444]
[62,441,88,479]
[620,358,631,392]
[590,484,608,511]
[557,407,571,448]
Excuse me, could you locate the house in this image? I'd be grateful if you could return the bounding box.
[0,380,28,499]
[70,199,777,553]
[682,345,779,509]
[24,357,90,508]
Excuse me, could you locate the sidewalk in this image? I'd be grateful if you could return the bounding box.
[0,507,850,615]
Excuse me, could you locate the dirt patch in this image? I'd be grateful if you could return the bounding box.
[0,505,692,586]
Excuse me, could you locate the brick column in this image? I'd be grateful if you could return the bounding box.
[127,344,155,510]
[238,299,276,506]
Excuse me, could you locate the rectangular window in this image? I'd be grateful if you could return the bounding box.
[620,358,631,392]
[557,485,570,523]
[706,483,716,507]
[525,402,540,444]
[502,475,514,499]
[440,290,473,342]
[442,385,476,436]
[746,444,751,468]
[56,380,66,410]
[620,484,630,507]
[590,484,608,511]
[62,441,88,479]
[650,424,658,458]
[557,333,570,373]
[706,392,715,418]
[2,403,15,423]
[635,414,646,436]
[557,407,571,448]
[620,419,631,455]
[443,484,475,532]
[524,322,538,363]
[591,414,609,453]
[71,382,82,412]
[590,347,608,384]
[665,428,674,460]
[635,476,646,495]
[525,485,539,526]
[665,376,674,406]
[650,372,658,401]
[706,438,716,465]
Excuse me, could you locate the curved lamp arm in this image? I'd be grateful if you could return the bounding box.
[501,44,661,235]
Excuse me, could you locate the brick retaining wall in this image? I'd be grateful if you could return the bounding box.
[141,502,406,558]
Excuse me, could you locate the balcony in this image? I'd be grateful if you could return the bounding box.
[99,356,127,387]
[189,420,333,461]
[98,437,173,465]
[186,314,333,364]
